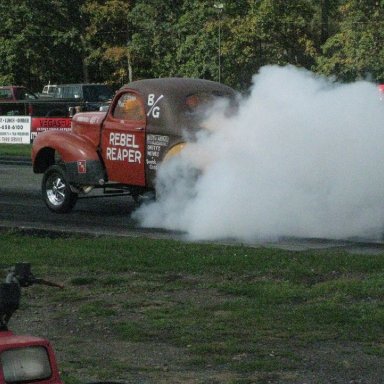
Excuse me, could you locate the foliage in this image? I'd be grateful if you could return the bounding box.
[0,0,85,89]
[223,0,318,88]
[0,0,382,92]
[316,0,384,82]
[81,0,133,86]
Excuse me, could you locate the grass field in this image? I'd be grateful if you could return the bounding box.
[1,230,384,383]
[0,143,32,157]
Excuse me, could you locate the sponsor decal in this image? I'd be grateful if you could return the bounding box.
[74,115,104,124]
[146,134,170,170]
[77,160,87,174]
[147,94,164,119]
[106,132,142,163]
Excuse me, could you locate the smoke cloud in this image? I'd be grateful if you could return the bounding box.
[134,65,384,241]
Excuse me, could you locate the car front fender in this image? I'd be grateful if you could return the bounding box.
[32,130,106,185]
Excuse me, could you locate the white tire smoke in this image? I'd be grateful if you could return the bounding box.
[134,65,384,241]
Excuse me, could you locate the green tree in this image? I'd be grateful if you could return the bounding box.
[171,1,222,80]
[4,0,380,91]
[128,0,184,80]
[123,1,228,83]
[222,0,318,89]
[317,0,384,82]
[0,0,86,90]
[81,0,133,87]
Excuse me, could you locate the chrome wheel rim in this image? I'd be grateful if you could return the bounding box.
[46,174,66,206]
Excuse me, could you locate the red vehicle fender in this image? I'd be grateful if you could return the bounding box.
[32,130,106,185]
[32,130,99,169]
[0,331,63,384]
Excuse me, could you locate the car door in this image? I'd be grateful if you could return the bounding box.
[101,90,146,186]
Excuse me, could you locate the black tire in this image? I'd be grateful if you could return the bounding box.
[42,165,78,213]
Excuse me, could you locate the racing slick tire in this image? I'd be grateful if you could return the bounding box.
[42,165,78,213]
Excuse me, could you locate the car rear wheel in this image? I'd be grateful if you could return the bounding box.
[42,165,78,213]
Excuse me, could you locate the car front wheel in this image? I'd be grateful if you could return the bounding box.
[42,165,78,213]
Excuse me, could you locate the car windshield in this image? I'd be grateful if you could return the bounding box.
[14,88,37,100]
[0,89,12,100]
[43,85,57,95]
[1,346,52,382]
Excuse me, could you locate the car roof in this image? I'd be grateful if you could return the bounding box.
[119,77,236,133]
[55,83,110,87]
[0,85,27,89]
[122,77,235,98]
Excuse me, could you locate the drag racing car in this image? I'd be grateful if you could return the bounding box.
[31,78,236,213]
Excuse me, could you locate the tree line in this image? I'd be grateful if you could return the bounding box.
[0,0,383,92]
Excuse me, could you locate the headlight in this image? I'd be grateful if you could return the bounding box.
[1,346,52,382]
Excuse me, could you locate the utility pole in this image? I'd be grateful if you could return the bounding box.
[214,3,224,83]
[127,39,133,83]
[321,0,329,44]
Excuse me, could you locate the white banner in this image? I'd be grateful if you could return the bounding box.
[0,116,31,144]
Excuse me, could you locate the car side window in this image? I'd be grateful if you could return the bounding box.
[72,86,82,98]
[62,86,81,98]
[0,89,12,99]
[113,92,145,121]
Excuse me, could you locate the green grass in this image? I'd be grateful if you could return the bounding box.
[79,300,118,317]
[0,143,32,156]
[1,230,384,381]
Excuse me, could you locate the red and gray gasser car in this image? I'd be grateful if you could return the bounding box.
[32,78,236,213]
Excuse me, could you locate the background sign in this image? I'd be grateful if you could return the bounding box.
[0,116,31,144]
[31,117,71,141]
